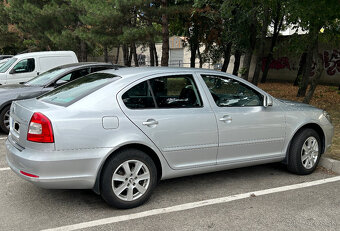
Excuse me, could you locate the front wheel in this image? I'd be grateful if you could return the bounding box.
[0,105,11,133]
[100,149,157,209]
[288,129,321,175]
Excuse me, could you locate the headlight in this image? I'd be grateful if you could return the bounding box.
[323,110,332,123]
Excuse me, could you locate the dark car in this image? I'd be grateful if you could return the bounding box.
[0,62,116,133]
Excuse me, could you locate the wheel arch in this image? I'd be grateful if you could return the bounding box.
[93,143,163,195]
[284,123,325,164]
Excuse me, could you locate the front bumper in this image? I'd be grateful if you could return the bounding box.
[6,136,111,189]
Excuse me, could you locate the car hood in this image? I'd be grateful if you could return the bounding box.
[278,98,318,109]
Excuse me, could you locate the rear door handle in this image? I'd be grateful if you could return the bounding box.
[219,115,232,123]
[142,119,158,126]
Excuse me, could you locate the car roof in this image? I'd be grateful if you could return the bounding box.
[100,66,223,80]
[12,51,75,59]
[55,62,114,70]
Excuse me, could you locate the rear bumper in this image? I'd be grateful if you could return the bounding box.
[6,136,111,189]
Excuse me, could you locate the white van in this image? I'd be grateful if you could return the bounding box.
[0,51,78,85]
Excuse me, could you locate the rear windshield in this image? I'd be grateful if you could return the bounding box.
[38,73,119,106]
[0,58,17,73]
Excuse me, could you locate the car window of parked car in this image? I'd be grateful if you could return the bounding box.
[149,75,202,108]
[122,81,156,109]
[57,68,91,83]
[11,58,35,74]
[122,75,202,109]
[0,58,17,73]
[38,73,119,106]
[202,75,263,107]
[91,66,112,73]
[25,68,66,86]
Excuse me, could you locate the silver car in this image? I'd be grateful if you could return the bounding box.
[6,67,333,208]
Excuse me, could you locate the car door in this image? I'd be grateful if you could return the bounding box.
[118,73,218,170]
[7,58,37,84]
[198,73,286,164]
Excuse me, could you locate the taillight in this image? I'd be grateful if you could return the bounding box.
[27,112,54,143]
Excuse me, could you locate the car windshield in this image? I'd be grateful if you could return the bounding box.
[0,58,17,73]
[25,68,66,86]
[38,72,119,106]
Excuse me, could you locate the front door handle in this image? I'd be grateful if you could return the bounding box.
[219,115,232,123]
[142,119,159,126]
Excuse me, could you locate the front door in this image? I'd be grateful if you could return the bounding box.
[199,74,285,164]
[7,58,37,84]
[118,73,218,170]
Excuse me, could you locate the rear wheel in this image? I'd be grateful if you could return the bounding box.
[288,129,321,175]
[0,105,11,133]
[100,148,157,209]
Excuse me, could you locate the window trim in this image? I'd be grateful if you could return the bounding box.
[199,73,265,108]
[120,73,205,110]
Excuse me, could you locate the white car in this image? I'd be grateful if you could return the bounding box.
[0,51,78,85]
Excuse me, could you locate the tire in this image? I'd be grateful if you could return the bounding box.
[287,128,321,175]
[0,105,11,134]
[100,148,157,209]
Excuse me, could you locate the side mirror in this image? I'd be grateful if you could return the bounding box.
[9,69,15,74]
[263,95,273,107]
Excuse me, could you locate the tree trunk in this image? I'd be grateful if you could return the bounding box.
[294,52,307,86]
[149,42,155,66]
[115,45,120,64]
[241,51,253,81]
[122,44,129,66]
[232,50,241,76]
[197,47,203,68]
[153,43,159,66]
[104,45,108,63]
[260,3,284,84]
[190,42,198,68]
[127,45,133,67]
[303,43,322,104]
[252,7,270,86]
[132,43,138,67]
[297,26,319,97]
[79,40,87,62]
[221,42,232,72]
[161,0,169,66]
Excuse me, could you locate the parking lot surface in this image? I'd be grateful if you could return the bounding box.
[0,133,339,231]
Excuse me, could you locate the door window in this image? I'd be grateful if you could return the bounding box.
[122,81,156,109]
[11,58,35,74]
[202,75,263,107]
[122,75,202,109]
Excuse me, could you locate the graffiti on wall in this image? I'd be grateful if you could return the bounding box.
[262,49,340,76]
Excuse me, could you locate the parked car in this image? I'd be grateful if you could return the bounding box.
[0,62,116,133]
[6,67,333,209]
[0,51,78,85]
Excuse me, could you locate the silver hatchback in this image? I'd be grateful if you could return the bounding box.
[6,67,333,208]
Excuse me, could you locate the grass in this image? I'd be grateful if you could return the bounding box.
[258,82,340,161]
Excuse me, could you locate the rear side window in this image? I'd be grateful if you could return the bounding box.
[38,73,119,106]
[122,81,155,109]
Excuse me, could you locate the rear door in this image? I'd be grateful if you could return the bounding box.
[118,73,218,170]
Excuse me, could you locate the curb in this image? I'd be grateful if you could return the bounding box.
[319,157,340,174]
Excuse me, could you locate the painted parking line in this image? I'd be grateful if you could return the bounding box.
[42,175,340,231]
[0,167,10,171]
[0,137,7,140]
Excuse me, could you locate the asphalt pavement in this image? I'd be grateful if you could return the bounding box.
[0,133,339,231]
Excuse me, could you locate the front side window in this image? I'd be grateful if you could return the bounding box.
[122,75,202,109]
[0,58,17,73]
[202,75,263,107]
[11,58,35,74]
